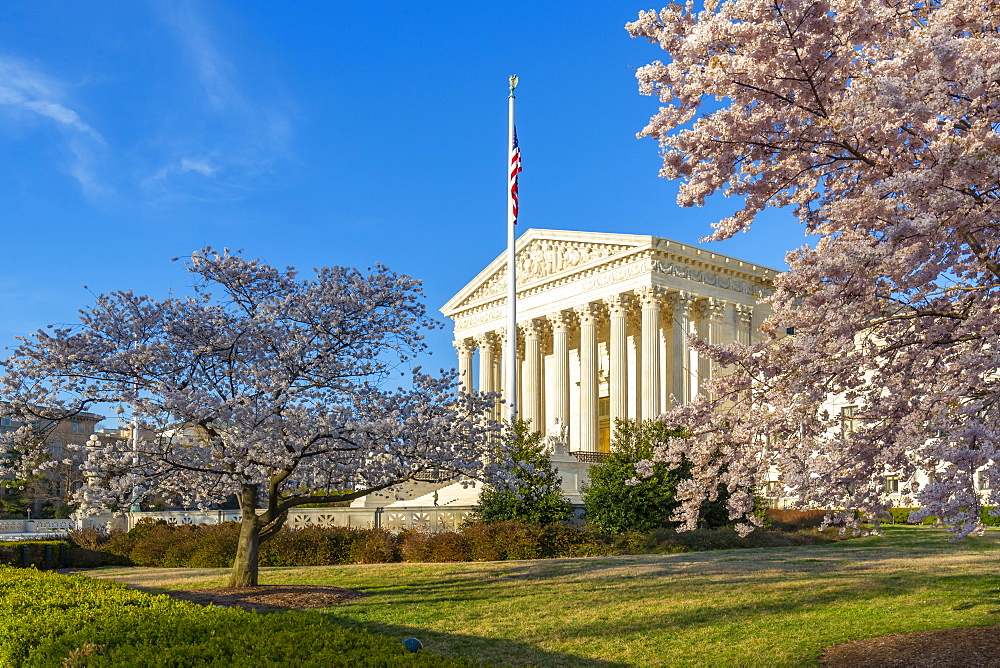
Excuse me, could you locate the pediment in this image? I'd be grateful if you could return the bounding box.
[442,229,652,316]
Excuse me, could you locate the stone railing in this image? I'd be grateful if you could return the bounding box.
[0,506,482,539]
[570,450,608,464]
[124,506,479,533]
[0,518,78,538]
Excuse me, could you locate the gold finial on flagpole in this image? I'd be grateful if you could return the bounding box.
[509,75,518,97]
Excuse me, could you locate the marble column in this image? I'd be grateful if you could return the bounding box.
[522,320,543,430]
[495,328,512,414]
[701,298,728,395]
[576,303,600,452]
[454,338,475,394]
[476,333,496,394]
[605,294,630,430]
[637,287,662,420]
[671,292,696,406]
[549,311,572,441]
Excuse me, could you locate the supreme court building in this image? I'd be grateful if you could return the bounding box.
[442,229,778,453]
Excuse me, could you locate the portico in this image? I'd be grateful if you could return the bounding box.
[443,229,776,452]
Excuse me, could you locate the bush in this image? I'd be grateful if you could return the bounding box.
[537,523,605,558]
[186,523,240,567]
[0,566,473,667]
[65,527,131,568]
[68,514,859,570]
[764,509,829,531]
[0,541,67,569]
[476,419,573,525]
[399,529,431,562]
[886,507,938,525]
[462,521,542,561]
[347,529,399,564]
[260,525,354,567]
[981,507,1000,527]
[584,419,731,534]
[425,532,471,562]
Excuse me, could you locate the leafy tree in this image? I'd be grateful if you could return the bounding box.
[476,419,573,525]
[0,248,499,585]
[584,420,730,534]
[627,0,1000,536]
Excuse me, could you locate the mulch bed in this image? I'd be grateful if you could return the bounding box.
[820,625,1000,667]
[161,585,366,613]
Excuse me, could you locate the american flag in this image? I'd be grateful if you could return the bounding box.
[509,127,522,224]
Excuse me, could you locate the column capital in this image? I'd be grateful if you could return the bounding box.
[734,304,754,326]
[453,338,477,355]
[604,293,633,318]
[548,310,576,333]
[635,286,665,309]
[520,319,544,340]
[474,331,498,352]
[703,298,728,321]
[665,290,698,315]
[575,302,602,326]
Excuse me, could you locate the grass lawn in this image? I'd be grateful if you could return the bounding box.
[86,526,1000,667]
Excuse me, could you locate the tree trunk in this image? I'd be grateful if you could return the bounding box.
[229,483,261,587]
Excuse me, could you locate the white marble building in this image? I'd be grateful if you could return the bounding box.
[442,229,779,453]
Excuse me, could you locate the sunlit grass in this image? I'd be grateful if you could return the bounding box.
[87,526,1000,667]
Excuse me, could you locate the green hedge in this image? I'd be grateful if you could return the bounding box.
[66,518,848,568]
[0,540,67,569]
[0,566,473,667]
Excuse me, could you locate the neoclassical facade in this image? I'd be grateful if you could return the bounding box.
[442,229,778,453]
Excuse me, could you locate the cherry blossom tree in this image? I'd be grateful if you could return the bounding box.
[1,248,500,585]
[628,0,1000,537]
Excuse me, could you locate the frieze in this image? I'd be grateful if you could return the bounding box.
[653,260,773,297]
[454,307,504,330]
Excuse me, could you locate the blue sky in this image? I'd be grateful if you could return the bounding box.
[0,1,807,379]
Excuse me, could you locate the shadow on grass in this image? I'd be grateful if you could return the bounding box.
[324,615,631,668]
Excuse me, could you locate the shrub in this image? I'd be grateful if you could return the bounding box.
[186,523,240,568]
[260,525,354,567]
[399,529,431,562]
[424,532,471,562]
[347,529,399,563]
[476,419,573,525]
[764,509,829,531]
[65,527,131,568]
[0,541,67,569]
[103,518,171,562]
[980,507,1000,527]
[887,507,938,525]
[0,566,474,667]
[462,521,543,561]
[537,523,606,558]
[584,419,732,534]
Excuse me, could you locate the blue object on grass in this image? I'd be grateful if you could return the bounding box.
[402,637,423,653]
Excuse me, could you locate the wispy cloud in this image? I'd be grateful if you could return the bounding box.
[0,56,106,194]
[144,0,293,202]
[161,1,239,114]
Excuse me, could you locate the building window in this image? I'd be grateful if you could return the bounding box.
[978,473,991,491]
[72,421,81,434]
[840,406,858,434]
[885,476,900,494]
[0,416,11,427]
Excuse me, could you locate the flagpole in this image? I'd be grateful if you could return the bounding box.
[506,75,518,423]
